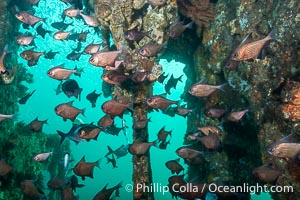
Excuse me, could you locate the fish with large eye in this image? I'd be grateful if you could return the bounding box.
[89,49,122,67]
[146,95,178,111]
[189,82,226,97]
[0,45,9,75]
[231,29,276,61]
[124,26,152,44]
[138,41,167,57]
[53,31,71,40]
[16,35,35,46]
[169,18,193,38]
[63,7,81,18]
[20,48,44,64]
[14,11,44,26]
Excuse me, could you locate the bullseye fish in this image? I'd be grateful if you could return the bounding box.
[231,29,276,61]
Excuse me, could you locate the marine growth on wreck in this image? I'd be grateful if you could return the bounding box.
[0,0,299,200]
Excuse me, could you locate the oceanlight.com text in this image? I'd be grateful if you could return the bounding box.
[125,183,294,195]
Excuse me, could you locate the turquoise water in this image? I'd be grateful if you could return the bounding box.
[16,0,188,199]
[13,1,276,200]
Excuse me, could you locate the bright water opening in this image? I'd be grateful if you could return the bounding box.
[16,0,188,199]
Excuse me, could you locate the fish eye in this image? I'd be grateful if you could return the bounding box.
[232,53,237,58]
[139,49,145,55]
[147,98,152,103]
[267,147,274,154]
[170,31,175,37]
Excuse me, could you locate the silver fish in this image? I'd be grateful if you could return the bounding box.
[63,7,82,17]
[53,31,71,40]
[33,152,53,162]
[15,11,44,26]
[16,35,35,46]
[89,49,122,67]
[0,113,17,123]
[79,12,99,27]
[189,83,226,97]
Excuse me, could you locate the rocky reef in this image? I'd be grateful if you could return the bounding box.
[184,0,300,199]
[92,0,300,199]
[94,0,178,199]
[0,1,69,199]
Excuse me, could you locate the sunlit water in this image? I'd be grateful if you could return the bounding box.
[16,0,188,199]
[14,0,273,199]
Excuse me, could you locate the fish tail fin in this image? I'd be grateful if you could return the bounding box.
[79,88,83,101]
[81,108,86,117]
[74,66,84,77]
[32,40,37,48]
[3,44,10,54]
[95,158,102,169]
[146,29,153,40]
[44,119,49,124]
[176,99,183,106]
[218,83,227,92]
[267,28,276,40]
[106,145,114,157]
[127,103,135,113]
[162,41,168,49]
[115,181,123,197]
[12,113,19,121]
[178,74,183,82]
[74,69,82,77]
[57,130,66,144]
[152,139,160,148]
[186,21,194,29]
[148,117,152,122]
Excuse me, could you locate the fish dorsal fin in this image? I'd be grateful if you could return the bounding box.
[128,24,139,31]
[239,32,253,46]
[80,155,86,162]
[66,100,74,105]
[198,78,206,84]
[102,183,109,191]
[158,93,167,98]
[170,74,175,80]
[160,126,166,132]
[34,116,38,121]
